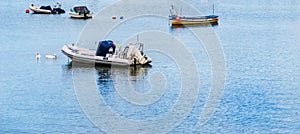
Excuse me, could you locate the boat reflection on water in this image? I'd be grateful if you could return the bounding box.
[96,64,151,83]
[64,61,151,83]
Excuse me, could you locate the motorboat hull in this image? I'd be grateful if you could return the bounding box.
[170,15,218,26]
[61,45,151,66]
[29,5,52,14]
[69,13,93,19]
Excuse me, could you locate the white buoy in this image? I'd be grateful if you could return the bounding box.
[45,54,57,59]
[36,52,41,60]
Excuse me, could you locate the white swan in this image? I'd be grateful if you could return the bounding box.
[45,54,57,59]
[36,53,41,60]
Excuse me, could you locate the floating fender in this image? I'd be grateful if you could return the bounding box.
[112,16,116,19]
[25,9,30,13]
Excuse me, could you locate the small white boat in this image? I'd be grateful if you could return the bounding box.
[61,40,152,66]
[29,3,65,14]
[69,6,93,19]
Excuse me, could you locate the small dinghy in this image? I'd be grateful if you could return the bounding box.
[69,6,93,19]
[29,3,65,14]
[61,40,152,66]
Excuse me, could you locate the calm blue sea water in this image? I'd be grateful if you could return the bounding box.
[0,0,299,133]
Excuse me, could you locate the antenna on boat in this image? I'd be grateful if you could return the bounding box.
[213,3,215,15]
[180,8,182,16]
[170,5,178,16]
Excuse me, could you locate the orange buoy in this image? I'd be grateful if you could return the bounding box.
[112,16,116,19]
[25,9,30,13]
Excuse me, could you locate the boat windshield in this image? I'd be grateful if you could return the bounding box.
[74,6,89,13]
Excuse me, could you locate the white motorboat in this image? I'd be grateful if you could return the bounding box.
[69,6,93,19]
[61,40,152,66]
[29,3,65,14]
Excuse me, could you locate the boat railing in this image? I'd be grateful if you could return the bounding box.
[135,42,144,52]
[120,46,129,59]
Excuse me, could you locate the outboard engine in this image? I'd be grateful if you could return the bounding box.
[96,40,116,57]
[122,43,152,65]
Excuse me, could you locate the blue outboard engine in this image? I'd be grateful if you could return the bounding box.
[96,40,116,56]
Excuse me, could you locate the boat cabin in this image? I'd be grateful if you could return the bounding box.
[72,6,90,14]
